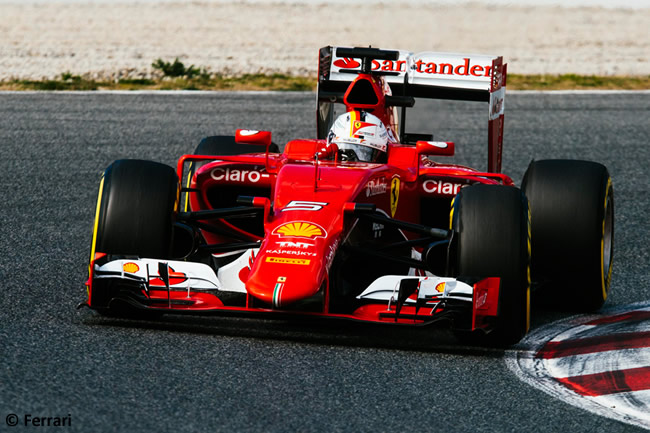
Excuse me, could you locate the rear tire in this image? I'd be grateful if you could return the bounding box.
[91,159,179,259]
[522,159,614,311]
[451,184,531,346]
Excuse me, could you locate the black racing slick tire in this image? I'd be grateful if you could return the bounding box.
[451,184,531,346]
[90,159,179,260]
[522,159,614,311]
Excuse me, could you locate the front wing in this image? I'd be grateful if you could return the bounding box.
[84,254,500,332]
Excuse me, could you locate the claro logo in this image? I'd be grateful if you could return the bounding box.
[423,180,467,195]
[211,167,269,183]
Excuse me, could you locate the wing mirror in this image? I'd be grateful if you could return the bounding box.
[235,129,272,147]
[235,129,274,173]
[416,140,455,157]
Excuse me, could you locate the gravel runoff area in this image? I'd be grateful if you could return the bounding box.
[1,1,649,81]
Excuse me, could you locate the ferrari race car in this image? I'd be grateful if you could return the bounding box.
[83,47,614,345]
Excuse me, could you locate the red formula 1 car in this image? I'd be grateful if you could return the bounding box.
[84,47,614,345]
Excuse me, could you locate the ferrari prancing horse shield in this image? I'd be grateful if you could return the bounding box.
[390,176,400,216]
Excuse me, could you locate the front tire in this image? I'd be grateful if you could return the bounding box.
[91,159,179,260]
[451,184,531,346]
[522,159,614,311]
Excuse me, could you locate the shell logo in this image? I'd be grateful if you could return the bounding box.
[273,221,327,239]
[123,262,140,273]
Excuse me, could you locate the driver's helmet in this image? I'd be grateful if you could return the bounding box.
[326,111,391,162]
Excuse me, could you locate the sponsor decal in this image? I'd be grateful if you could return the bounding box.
[333,55,491,78]
[267,240,316,257]
[238,249,256,283]
[334,136,364,145]
[372,223,384,239]
[474,287,489,309]
[282,200,328,212]
[333,57,360,69]
[211,167,269,183]
[123,262,139,273]
[413,57,492,77]
[352,120,376,137]
[423,179,467,195]
[390,176,400,217]
[366,177,388,197]
[378,59,407,72]
[435,282,446,293]
[150,267,187,286]
[335,57,407,73]
[325,238,340,271]
[277,241,312,249]
[489,87,505,121]
[266,257,311,265]
[386,128,397,143]
[273,221,327,239]
[265,249,316,257]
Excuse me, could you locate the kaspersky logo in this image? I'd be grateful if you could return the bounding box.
[272,221,327,239]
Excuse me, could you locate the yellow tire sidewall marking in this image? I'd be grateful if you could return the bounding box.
[88,176,105,282]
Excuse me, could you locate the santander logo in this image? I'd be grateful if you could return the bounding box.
[333,58,360,69]
[150,267,187,286]
[333,55,493,78]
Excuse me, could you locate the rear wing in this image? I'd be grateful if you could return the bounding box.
[317,46,507,173]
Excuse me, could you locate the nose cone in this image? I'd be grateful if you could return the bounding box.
[246,221,333,308]
[244,162,378,308]
[246,257,325,308]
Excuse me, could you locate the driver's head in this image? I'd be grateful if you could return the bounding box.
[326,111,390,162]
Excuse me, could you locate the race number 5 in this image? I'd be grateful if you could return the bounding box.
[282,201,328,211]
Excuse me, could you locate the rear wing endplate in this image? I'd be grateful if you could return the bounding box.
[317,46,507,173]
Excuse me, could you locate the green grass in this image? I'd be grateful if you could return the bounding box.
[13,74,101,91]
[2,73,648,91]
[508,74,650,90]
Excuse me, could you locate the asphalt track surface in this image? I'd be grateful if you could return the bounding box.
[1,91,648,432]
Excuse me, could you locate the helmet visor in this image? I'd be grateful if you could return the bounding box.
[332,139,382,162]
